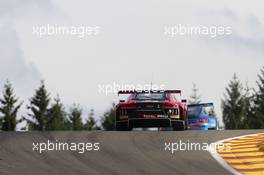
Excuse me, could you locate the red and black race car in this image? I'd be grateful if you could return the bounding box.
[115,90,188,131]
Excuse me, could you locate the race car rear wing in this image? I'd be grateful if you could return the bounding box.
[188,103,214,107]
[118,90,181,96]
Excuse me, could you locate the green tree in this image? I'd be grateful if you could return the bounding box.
[0,80,22,131]
[101,103,116,131]
[25,81,50,130]
[46,95,70,130]
[222,74,245,129]
[84,109,100,130]
[242,84,254,129]
[69,104,83,130]
[252,67,264,128]
[189,83,201,104]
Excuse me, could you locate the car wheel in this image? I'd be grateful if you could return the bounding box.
[173,121,185,131]
[116,122,132,131]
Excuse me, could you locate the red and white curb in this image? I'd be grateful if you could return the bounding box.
[208,133,264,175]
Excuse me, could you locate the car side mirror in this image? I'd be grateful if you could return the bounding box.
[119,100,125,103]
[181,99,187,103]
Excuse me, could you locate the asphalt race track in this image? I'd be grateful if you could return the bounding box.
[0,130,263,175]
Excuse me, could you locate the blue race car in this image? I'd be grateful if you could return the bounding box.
[188,103,218,130]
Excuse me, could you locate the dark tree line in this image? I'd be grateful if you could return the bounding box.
[222,67,264,129]
[0,80,113,131]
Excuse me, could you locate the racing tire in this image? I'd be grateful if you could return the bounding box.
[208,127,217,130]
[116,122,132,131]
[172,121,185,131]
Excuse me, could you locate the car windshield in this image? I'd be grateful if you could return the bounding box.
[133,93,166,101]
[188,106,201,118]
[201,105,215,116]
[188,105,215,118]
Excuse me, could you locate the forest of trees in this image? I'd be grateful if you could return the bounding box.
[222,67,264,129]
[0,80,112,131]
[0,67,264,131]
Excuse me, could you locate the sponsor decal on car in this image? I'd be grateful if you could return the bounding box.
[143,115,168,118]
